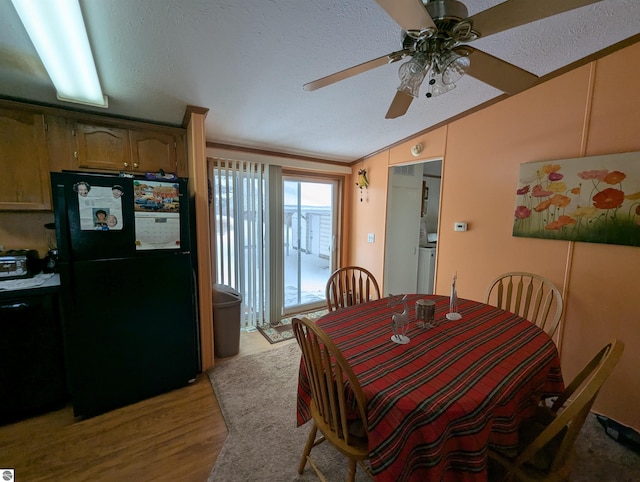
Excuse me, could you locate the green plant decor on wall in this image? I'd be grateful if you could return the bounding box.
[513,151,640,247]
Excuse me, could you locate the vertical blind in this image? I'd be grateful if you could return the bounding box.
[212,159,266,328]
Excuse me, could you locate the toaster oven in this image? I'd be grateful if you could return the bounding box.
[0,250,39,280]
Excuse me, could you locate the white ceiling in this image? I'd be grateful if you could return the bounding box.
[1,0,639,163]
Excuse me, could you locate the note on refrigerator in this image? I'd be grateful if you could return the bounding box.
[133,180,181,250]
[76,184,124,231]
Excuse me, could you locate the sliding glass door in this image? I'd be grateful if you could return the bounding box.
[210,161,341,326]
[283,176,338,314]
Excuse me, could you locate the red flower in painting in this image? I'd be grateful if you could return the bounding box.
[517,185,530,195]
[603,171,626,185]
[578,170,608,181]
[515,206,531,219]
[532,184,553,197]
[548,172,564,181]
[636,205,640,215]
[592,188,625,210]
[545,215,577,230]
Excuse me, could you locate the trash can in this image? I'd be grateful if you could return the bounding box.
[212,284,243,357]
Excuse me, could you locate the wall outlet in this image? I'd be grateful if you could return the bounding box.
[367,233,375,243]
[454,222,467,232]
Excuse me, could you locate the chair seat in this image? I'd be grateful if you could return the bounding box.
[293,316,374,482]
[519,410,569,472]
[488,339,624,482]
[311,402,369,461]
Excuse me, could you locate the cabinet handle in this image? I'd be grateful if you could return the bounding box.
[124,162,129,168]
[133,163,139,168]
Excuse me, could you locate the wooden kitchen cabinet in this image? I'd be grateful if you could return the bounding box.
[74,121,186,176]
[130,129,179,174]
[0,98,189,211]
[0,106,52,210]
[74,122,130,172]
[44,114,76,173]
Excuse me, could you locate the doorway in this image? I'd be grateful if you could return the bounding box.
[383,160,442,296]
[283,176,338,315]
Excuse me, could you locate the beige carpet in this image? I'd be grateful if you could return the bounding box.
[207,340,640,481]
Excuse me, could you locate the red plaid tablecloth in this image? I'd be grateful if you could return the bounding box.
[296,295,564,482]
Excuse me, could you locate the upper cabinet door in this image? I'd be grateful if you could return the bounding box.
[74,122,185,176]
[74,122,131,171]
[129,129,178,174]
[0,107,52,210]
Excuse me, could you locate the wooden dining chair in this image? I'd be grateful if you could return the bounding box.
[292,316,373,482]
[485,272,564,337]
[325,266,380,312]
[488,338,625,482]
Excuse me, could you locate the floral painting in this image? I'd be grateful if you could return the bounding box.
[513,151,640,247]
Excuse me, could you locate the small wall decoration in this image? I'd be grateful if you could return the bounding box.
[355,168,369,202]
[513,151,640,247]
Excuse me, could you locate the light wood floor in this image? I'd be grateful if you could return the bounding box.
[0,330,281,482]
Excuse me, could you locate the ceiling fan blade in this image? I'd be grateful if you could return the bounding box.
[385,90,414,119]
[467,0,603,38]
[376,0,436,37]
[460,47,538,94]
[303,49,411,91]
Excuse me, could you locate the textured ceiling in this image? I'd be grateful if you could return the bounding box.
[1,0,639,163]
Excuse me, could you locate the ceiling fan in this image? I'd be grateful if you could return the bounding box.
[303,0,603,119]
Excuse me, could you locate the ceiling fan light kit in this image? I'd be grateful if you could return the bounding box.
[397,54,429,98]
[439,50,470,85]
[303,0,604,119]
[426,71,456,98]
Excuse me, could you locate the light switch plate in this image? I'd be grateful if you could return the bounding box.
[454,222,467,232]
[367,233,375,243]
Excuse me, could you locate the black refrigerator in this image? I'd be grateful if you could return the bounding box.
[51,171,200,418]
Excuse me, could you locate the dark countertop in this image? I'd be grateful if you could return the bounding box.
[0,273,60,299]
[419,243,437,249]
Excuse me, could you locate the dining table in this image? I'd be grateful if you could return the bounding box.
[296,294,565,482]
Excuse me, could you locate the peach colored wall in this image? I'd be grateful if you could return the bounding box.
[349,128,448,292]
[348,42,640,429]
[559,43,640,427]
[389,126,447,165]
[437,65,592,312]
[349,150,389,287]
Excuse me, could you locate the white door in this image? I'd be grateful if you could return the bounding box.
[383,164,423,295]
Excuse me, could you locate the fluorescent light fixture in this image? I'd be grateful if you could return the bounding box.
[11,0,108,108]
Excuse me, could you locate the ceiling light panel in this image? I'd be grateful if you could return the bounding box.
[11,0,108,107]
